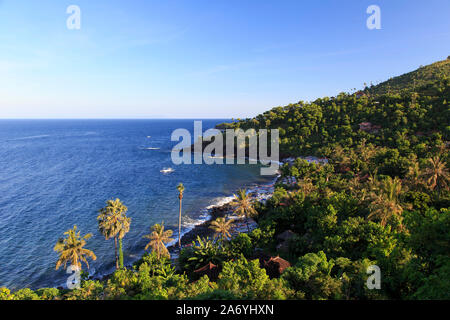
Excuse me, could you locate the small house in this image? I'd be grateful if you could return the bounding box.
[263,256,291,278]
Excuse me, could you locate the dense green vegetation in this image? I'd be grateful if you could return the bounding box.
[218,58,449,159]
[1,58,449,300]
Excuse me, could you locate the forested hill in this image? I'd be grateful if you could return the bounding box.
[1,59,449,301]
[218,57,450,164]
[367,57,450,96]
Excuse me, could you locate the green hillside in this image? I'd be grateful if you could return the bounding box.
[2,58,449,301]
[212,58,450,300]
[219,58,449,163]
[367,57,450,96]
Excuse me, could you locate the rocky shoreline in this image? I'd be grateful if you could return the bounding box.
[166,203,235,257]
[167,181,276,256]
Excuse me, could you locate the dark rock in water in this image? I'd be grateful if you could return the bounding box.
[168,202,236,253]
[210,203,233,219]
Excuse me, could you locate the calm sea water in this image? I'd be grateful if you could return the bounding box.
[0,119,274,290]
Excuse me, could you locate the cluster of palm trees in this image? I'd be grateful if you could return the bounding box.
[280,147,449,231]
[207,188,257,242]
[53,200,175,275]
[369,155,449,226]
[329,141,449,218]
[54,182,186,275]
[53,184,258,276]
[367,176,404,227]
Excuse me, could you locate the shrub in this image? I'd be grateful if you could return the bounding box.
[36,287,60,300]
[217,255,270,299]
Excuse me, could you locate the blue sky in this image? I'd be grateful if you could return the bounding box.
[0,0,449,119]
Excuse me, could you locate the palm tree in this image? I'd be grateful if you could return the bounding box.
[143,223,174,259]
[366,169,380,192]
[118,216,131,269]
[421,156,449,195]
[97,198,131,270]
[176,183,185,248]
[210,217,233,241]
[368,176,403,227]
[406,158,422,189]
[231,189,257,232]
[54,225,96,272]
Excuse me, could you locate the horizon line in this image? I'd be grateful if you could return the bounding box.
[0,117,235,120]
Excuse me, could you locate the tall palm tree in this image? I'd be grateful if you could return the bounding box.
[210,217,233,241]
[97,198,131,270]
[231,189,257,232]
[118,215,131,269]
[176,183,185,248]
[143,223,174,259]
[421,156,449,195]
[54,225,96,272]
[368,176,403,227]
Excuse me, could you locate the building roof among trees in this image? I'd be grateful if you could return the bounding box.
[194,262,220,281]
[263,256,291,278]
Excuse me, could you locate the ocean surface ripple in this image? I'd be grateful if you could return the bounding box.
[0,119,274,290]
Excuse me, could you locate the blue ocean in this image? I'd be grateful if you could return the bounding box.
[0,119,274,290]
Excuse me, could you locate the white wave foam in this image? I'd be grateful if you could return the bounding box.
[11,135,50,141]
[206,196,235,209]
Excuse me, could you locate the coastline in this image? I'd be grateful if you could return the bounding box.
[93,173,279,283]
[167,154,330,253]
[92,154,332,284]
[167,174,278,257]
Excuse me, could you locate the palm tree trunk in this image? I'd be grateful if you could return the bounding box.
[114,236,119,270]
[119,238,124,269]
[246,213,250,233]
[178,198,182,248]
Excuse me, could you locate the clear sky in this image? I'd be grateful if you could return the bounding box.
[0,0,449,119]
